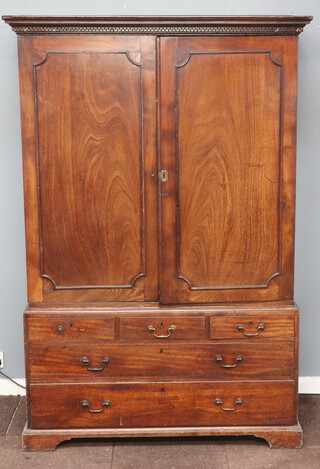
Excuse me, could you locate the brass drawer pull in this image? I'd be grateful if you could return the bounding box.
[81,400,111,413]
[147,324,176,339]
[214,397,244,411]
[215,355,243,368]
[56,325,64,333]
[81,356,110,371]
[237,323,265,337]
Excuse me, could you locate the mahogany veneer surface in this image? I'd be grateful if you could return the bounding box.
[29,381,296,429]
[2,14,312,450]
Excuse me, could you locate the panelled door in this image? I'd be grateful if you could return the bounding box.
[20,34,298,305]
[19,35,158,303]
[159,36,298,304]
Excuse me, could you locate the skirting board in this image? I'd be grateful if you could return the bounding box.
[0,378,26,396]
[0,377,320,396]
[299,377,320,394]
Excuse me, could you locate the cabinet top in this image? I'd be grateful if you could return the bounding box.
[2,15,312,36]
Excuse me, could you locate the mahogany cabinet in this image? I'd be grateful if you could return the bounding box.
[3,15,312,451]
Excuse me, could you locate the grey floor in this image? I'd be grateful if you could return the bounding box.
[0,395,320,468]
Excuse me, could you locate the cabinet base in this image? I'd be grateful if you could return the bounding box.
[22,422,303,451]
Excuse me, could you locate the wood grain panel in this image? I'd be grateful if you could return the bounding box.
[29,381,296,429]
[279,38,298,300]
[28,342,294,380]
[209,313,295,341]
[17,35,158,302]
[41,279,145,302]
[17,37,43,302]
[159,36,298,304]
[119,316,205,340]
[36,51,143,289]
[27,316,115,341]
[178,282,280,303]
[140,36,159,301]
[177,51,281,289]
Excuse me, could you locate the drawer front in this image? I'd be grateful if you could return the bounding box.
[27,317,115,341]
[210,314,295,341]
[29,381,296,429]
[119,317,205,340]
[28,343,294,380]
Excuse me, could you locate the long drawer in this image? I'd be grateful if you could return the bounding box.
[29,381,296,429]
[28,343,295,380]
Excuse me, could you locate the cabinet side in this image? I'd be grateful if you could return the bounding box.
[18,37,43,303]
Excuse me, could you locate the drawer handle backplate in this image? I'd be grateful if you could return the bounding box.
[147,324,176,339]
[214,397,244,411]
[81,400,111,413]
[215,355,243,368]
[237,323,265,337]
[81,356,110,371]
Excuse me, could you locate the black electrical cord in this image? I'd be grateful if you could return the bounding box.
[0,370,26,389]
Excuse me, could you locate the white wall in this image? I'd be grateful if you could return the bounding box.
[0,1,319,389]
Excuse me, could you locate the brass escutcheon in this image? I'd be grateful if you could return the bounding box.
[160,169,169,182]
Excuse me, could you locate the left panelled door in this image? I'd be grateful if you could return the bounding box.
[18,35,158,303]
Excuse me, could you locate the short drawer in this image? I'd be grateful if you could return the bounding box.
[29,381,296,429]
[28,343,295,380]
[209,313,295,341]
[119,317,205,340]
[27,316,115,341]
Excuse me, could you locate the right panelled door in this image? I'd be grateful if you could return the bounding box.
[159,36,298,304]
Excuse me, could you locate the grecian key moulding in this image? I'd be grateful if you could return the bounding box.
[2,15,312,451]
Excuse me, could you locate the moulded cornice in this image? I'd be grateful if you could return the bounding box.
[2,15,313,36]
